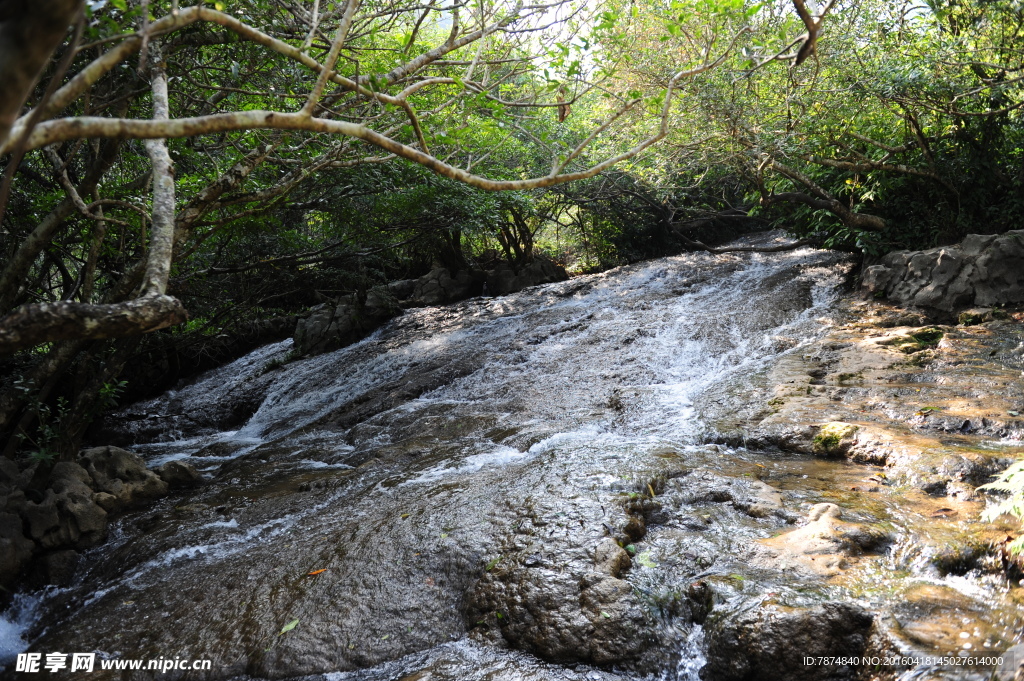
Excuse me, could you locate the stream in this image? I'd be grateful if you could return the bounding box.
[2,234,1022,680]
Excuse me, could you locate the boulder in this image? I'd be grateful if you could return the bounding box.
[80,446,168,509]
[486,257,568,296]
[0,456,20,489]
[469,563,654,666]
[295,257,568,355]
[862,230,1024,312]
[756,503,889,577]
[413,268,478,305]
[594,537,632,577]
[157,460,204,489]
[811,422,859,458]
[702,602,874,681]
[22,487,107,550]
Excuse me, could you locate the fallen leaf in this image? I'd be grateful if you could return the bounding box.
[307,569,327,576]
[280,619,299,635]
[931,508,958,518]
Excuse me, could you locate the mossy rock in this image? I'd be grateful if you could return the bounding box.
[958,310,988,326]
[881,327,944,354]
[812,422,859,457]
[929,539,991,576]
[959,308,1011,325]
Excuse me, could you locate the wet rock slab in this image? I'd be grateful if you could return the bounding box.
[702,602,874,681]
[10,240,1024,681]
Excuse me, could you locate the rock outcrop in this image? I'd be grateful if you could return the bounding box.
[467,513,657,667]
[294,256,569,356]
[293,286,401,355]
[862,230,1024,312]
[412,256,569,305]
[484,257,568,297]
[0,447,200,591]
[412,268,478,306]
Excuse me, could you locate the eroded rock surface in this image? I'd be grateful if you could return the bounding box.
[466,503,658,667]
[11,238,1024,681]
[702,602,874,681]
[0,448,199,592]
[863,230,1024,312]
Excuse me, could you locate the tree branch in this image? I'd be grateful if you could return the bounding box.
[0,296,187,355]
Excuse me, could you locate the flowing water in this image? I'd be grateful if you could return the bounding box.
[3,235,1023,680]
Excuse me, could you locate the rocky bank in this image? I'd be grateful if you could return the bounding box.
[4,233,1024,681]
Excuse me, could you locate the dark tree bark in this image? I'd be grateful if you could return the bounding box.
[0,0,82,148]
[0,295,187,355]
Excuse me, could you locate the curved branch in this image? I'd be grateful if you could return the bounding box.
[21,109,668,191]
[0,295,187,356]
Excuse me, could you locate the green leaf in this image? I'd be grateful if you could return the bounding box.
[636,551,657,568]
[279,618,299,635]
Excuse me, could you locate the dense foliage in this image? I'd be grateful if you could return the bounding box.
[0,0,1022,465]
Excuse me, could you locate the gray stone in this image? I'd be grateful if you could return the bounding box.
[3,489,28,516]
[294,291,400,356]
[702,602,874,681]
[295,257,568,355]
[469,563,654,666]
[863,230,1024,312]
[594,537,631,577]
[80,446,168,508]
[0,457,20,486]
[158,460,203,489]
[50,461,93,487]
[22,485,108,551]
[995,643,1024,681]
[91,492,121,513]
[386,278,416,299]
[486,257,568,296]
[23,489,60,541]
